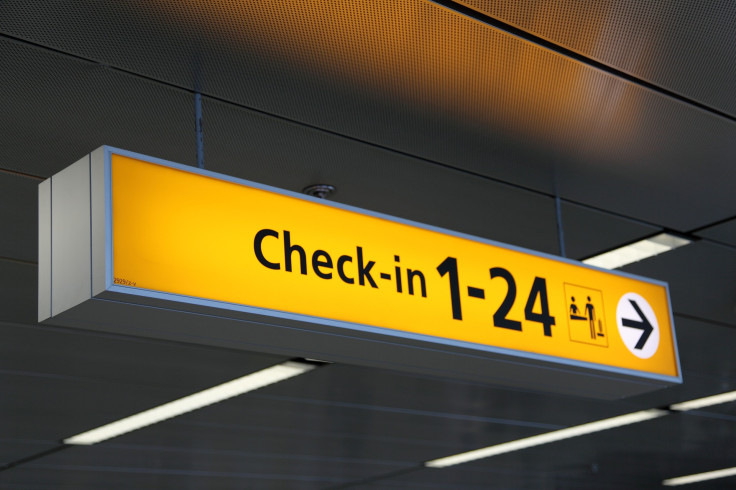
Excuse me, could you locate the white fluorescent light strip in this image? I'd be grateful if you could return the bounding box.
[583,233,691,270]
[425,409,667,468]
[659,391,736,485]
[663,466,736,486]
[64,360,315,445]
[669,390,736,412]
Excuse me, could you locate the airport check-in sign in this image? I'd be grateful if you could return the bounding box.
[39,147,681,397]
[106,151,680,382]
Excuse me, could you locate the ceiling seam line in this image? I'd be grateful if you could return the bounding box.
[248,393,564,429]
[673,312,736,329]
[0,33,701,236]
[0,256,38,266]
[324,465,424,490]
[687,214,736,234]
[695,238,736,252]
[681,410,736,424]
[0,318,293,357]
[427,0,736,124]
[0,167,45,181]
[0,444,70,473]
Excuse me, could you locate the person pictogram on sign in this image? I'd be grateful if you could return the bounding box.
[569,296,587,321]
[585,296,597,339]
[565,284,608,347]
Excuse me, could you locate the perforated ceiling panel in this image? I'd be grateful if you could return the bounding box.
[1,1,735,230]
[0,173,38,262]
[201,97,561,253]
[0,38,196,177]
[460,0,736,116]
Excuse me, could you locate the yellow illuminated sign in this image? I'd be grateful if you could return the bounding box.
[111,153,678,379]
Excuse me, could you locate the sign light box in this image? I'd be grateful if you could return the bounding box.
[39,147,681,398]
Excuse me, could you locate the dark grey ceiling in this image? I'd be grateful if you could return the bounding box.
[1,0,735,488]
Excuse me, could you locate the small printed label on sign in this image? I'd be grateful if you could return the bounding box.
[617,292,660,359]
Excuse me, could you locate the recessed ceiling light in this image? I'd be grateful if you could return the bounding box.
[663,466,736,486]
[424,409,667,468]
[63,360,316,445]
[582,233,691,270]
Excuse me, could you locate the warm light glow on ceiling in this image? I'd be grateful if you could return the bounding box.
[144,0,645,151]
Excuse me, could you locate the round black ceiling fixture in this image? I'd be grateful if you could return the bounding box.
[302,184,336,199]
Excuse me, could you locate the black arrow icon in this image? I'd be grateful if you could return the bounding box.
[621,299,653,349]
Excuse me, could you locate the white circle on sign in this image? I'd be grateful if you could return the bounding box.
[616,293,659,359]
